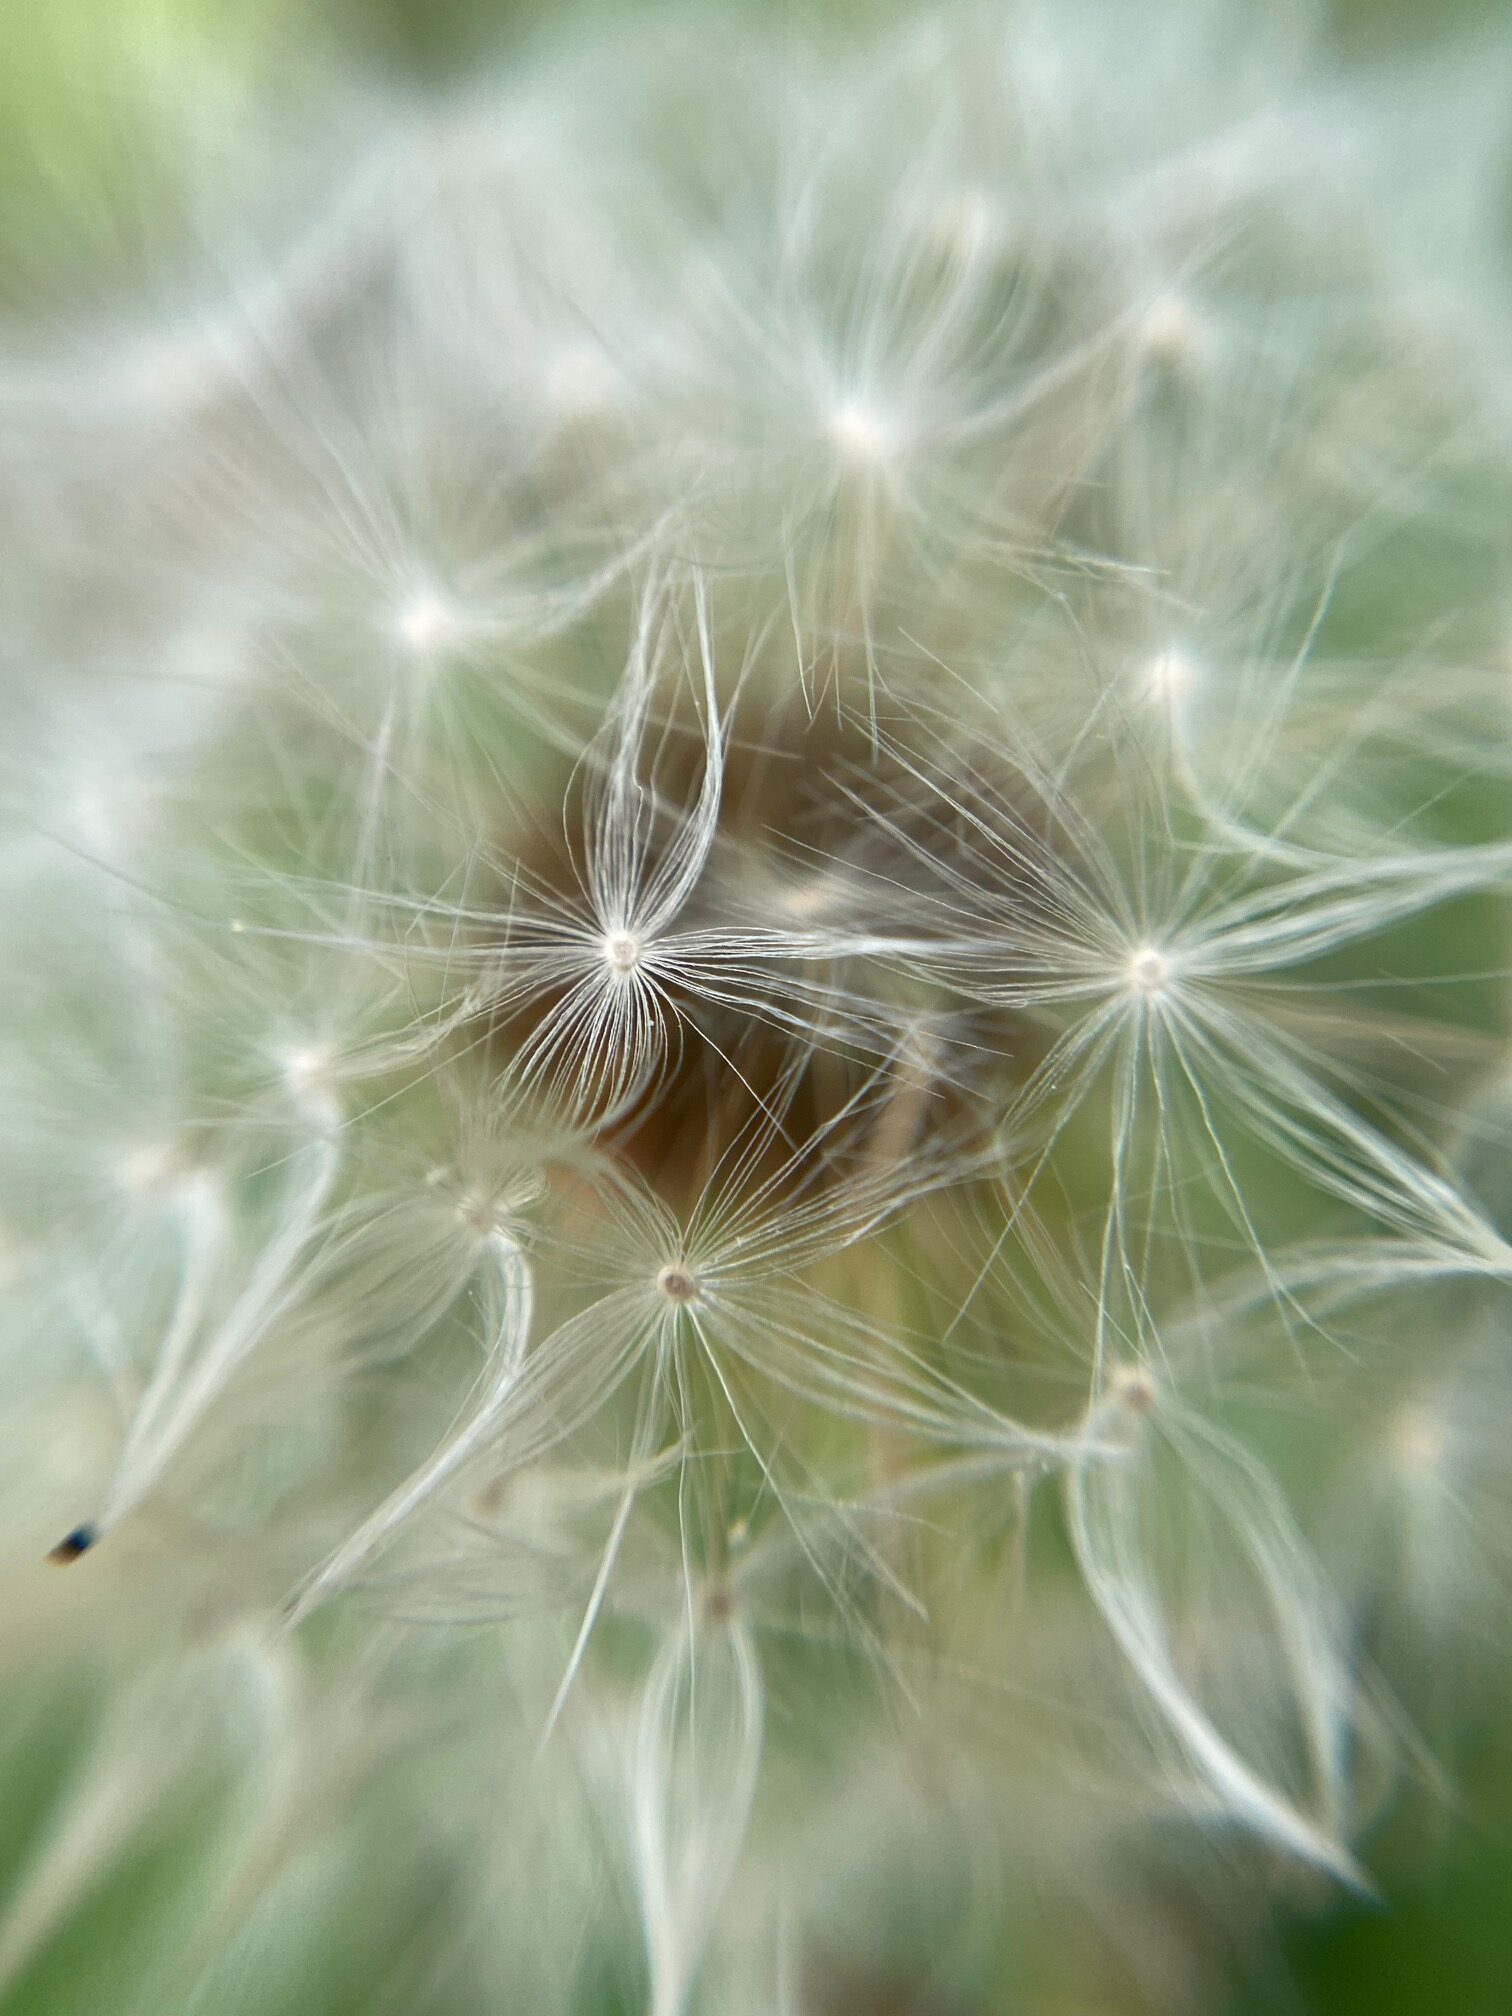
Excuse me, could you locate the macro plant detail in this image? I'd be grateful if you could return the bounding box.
[2,1,1511,2011]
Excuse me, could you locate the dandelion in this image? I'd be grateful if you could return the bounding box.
[847,710,1510,1388]
[3,2,1511,2011]
[291,1076,1071,1659]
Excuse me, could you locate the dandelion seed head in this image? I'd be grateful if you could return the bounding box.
[6,0,1508,1992]
[656,1262,702,1306]
[456,1190,507,1240]
[603,930,645,976]
[453,1170,543,1243]
[1109,1362,1159,1414]
[825,399,899,471]
[1138,293,1208,368]
[1126,944,1172,995]
[282,1044,336,1098]
[1142,645,1200,708]
[395,592,458,656]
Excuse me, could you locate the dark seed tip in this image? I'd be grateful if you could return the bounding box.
[47,1525,98,1565]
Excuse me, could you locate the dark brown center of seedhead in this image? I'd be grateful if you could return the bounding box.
[657,1263,701,1305]
[470,688,1046,1199]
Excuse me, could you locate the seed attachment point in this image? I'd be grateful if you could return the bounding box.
[656,1263,701,1306]
[1138,294,1207,368]
[1109,1364,1158,1415]
[604,931,643,975]
[1143,646,1199,707]
[396,593,457,656]
[826,400,897,469]
[1128,945,1171,995]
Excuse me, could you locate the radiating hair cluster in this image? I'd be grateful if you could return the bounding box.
[2,2,1510,2010]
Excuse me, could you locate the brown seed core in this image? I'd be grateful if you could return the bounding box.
[468,685,1049,1194]
[657,1263,701,1305]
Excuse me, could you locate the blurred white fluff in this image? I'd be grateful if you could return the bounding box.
[1069,1364,1361,1886]
[628,1614,763,2016]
